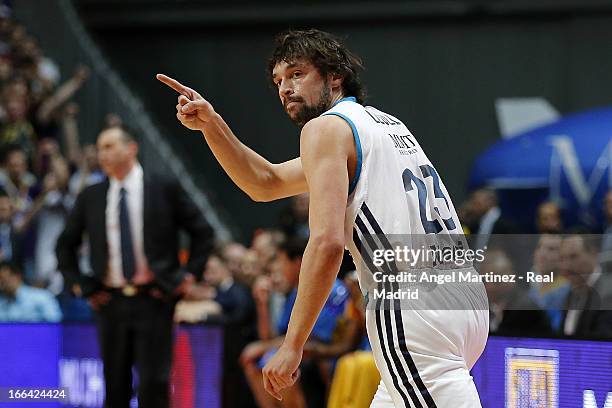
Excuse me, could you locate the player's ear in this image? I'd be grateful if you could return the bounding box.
[329,72,343,90]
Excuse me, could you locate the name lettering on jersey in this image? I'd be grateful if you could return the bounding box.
[388,133,418,155]
[365,107,403,126]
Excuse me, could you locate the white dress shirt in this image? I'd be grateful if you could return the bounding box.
[105,163,153,287]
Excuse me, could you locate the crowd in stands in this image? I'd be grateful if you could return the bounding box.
[0,5,611,407]
[0,6,103,322]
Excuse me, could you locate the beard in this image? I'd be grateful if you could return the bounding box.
[286,81,332,128]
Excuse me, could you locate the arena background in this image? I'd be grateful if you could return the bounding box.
[14,0,612,239]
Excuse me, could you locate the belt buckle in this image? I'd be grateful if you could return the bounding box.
[122,284,137,297]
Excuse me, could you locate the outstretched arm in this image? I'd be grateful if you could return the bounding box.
[261,115,353,400]
[157,74,307,201]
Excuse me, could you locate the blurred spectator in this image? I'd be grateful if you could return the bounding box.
[204,252,254,324]
[482,249,551,336]
[67,143,104,200]
[0,146,35,223]
[175,250,254,325]
[0,191,22,266]
[177,248,257,408]
[327,350,380,408]
[468,188,516,249]
[278,193,309,240]
[17,34,60,93]
[60,103,105,201]
[528,234,570,332]
[221,241,247,278]
[342,270,369,350]
[32,137,61,178]
[252,255,286,343]
[0,261,61,322]
[536,201,564,234]
[0,57,13,86]
[25,155,71,293]
[251,228,285,271]
[240,238,349,408]
[600,190,612,265]
[457,198,476,235]
[324,271,375,408]
[0,81,36,158]
[560,234,612,337]
[60,102,82,166]
[238,249,265,287]
[105,112,123,128]
[34,65,89,140]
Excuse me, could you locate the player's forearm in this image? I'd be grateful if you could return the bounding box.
[201,114,279,201]
[283,238,344,350]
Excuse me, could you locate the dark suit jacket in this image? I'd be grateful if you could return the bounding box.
[562,271,612,339]
[56,172,215,297]
[211,281,255,326]
[493,287,553,336]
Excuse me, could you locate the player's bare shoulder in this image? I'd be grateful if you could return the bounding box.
[299,115,355,158]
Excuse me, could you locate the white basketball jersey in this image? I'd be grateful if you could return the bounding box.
[322,97,464,294]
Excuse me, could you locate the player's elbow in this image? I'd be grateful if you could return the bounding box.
[310,235,345,263]
[247,189,275,203]
[247,179,285,202]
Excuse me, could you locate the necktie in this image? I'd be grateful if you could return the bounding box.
[119,187,135,281]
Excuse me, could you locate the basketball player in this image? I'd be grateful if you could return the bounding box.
[158,29,488,407]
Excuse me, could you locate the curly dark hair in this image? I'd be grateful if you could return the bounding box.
[268,29,366,104]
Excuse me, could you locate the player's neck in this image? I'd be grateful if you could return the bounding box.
[329,92,346,108]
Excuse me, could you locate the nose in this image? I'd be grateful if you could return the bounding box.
[278,79,293,100]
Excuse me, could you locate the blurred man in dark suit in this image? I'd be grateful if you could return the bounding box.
[560,234,612,338]
[56,125,214,408]
[600,191,612,265]
[482,249,552,336]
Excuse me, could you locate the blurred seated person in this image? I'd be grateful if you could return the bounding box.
[251,229,285,273]
[600,191,612,265]
[560,234,612,338]
[221,241,248,280]
[482,249,551,336]
[528,234,570,332]
[535,201,564,234]
[327,351,380,408]
[240,238,350,408]
[278,193,310,240]
[174,249,254,325]
[0,261,61,322]
[175,247,257,408]
[336,270,369,352]
[303,270,365,398]
[237,248,265,287]
[468,188,516,250]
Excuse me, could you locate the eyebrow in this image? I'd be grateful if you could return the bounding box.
[272,62,301,81]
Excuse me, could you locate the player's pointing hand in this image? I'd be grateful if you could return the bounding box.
[156,73,216,132]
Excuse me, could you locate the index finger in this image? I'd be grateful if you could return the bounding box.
[156,74,190,96]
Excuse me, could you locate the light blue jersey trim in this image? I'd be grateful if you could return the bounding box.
[332,96,357,107]
[322,111,362,195]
